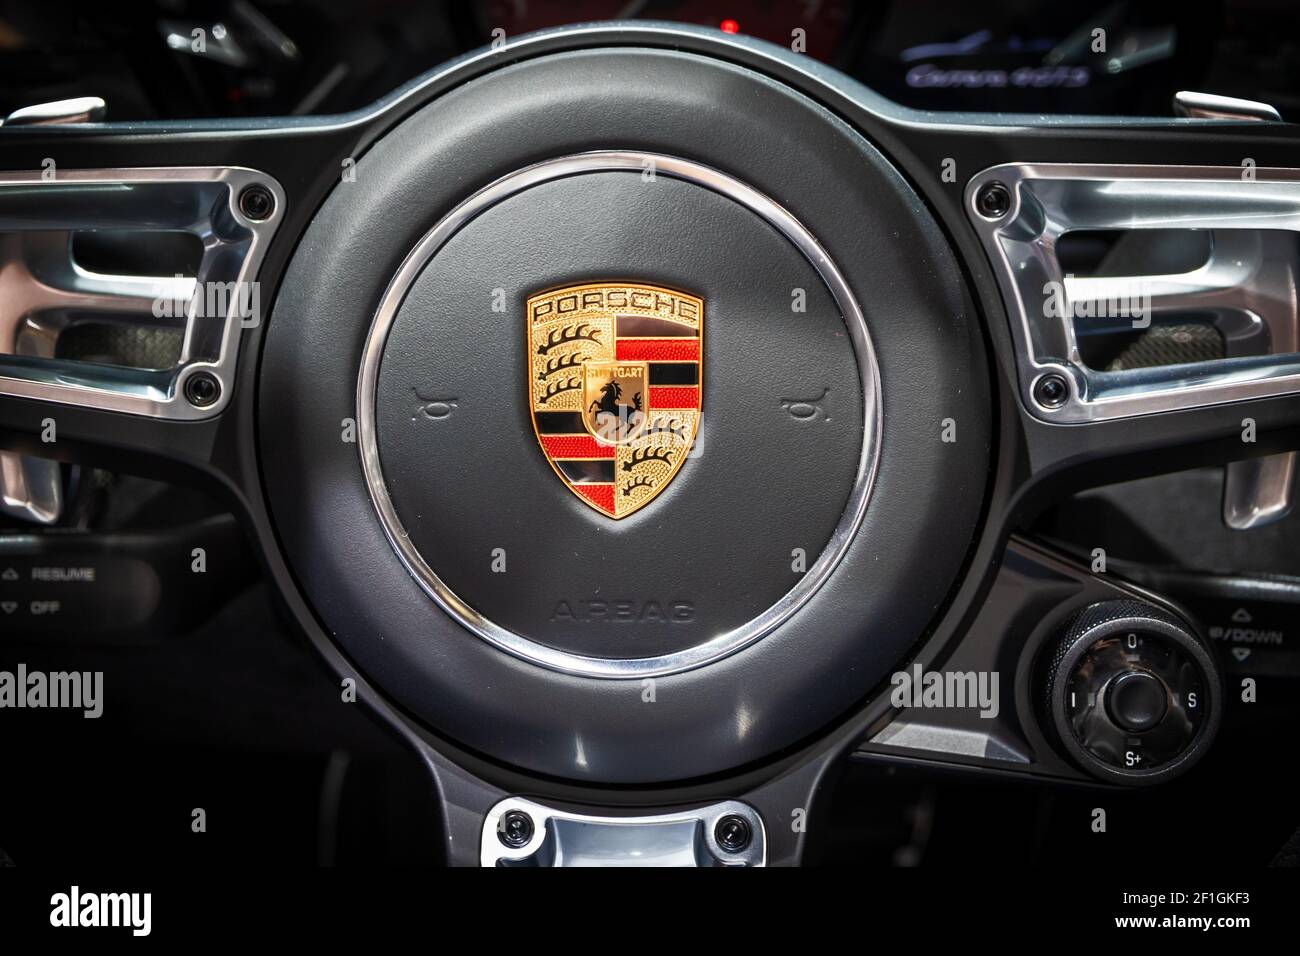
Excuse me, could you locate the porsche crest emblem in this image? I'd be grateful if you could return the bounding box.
[528,282,702,518]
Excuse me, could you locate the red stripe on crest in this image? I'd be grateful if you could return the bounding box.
[574,483,615,514]
[540,435,616,459]
[648,386,699,409]
[616,339,700,362]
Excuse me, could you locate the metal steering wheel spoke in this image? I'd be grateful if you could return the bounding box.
[930,116,1300,530]
[0,97,379,529]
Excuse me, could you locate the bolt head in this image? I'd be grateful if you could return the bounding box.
[714,814,753,853]
[976,181,1012,220]
[238,184,275,221]
[184,372,221,408]
[1034,373,1069,409]
[497,809,534,849]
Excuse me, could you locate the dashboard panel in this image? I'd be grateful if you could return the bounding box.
[2,0,1298,121]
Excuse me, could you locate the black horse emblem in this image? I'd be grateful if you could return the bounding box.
[581,361,649,444]
[588,380,646,442]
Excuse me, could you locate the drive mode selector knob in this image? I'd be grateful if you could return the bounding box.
[1043,600,1222,785]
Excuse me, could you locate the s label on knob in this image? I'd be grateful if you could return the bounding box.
[1042,600,1223,785]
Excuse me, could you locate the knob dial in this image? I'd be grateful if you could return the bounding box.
[1043,600,1222,784]
[1106,671,1168,732]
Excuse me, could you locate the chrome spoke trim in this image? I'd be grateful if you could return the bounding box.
[0,166,285,420]
[966,163,1300,423]
[481,796,766,867]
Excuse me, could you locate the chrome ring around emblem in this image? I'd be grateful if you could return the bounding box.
[356,151,882,679]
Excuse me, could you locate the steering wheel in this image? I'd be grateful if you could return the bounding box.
[4,22,1292,866]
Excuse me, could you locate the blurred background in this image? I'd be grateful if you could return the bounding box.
[0,0,1297,122]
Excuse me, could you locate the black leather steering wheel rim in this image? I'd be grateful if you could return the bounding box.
[259,46,990,783]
